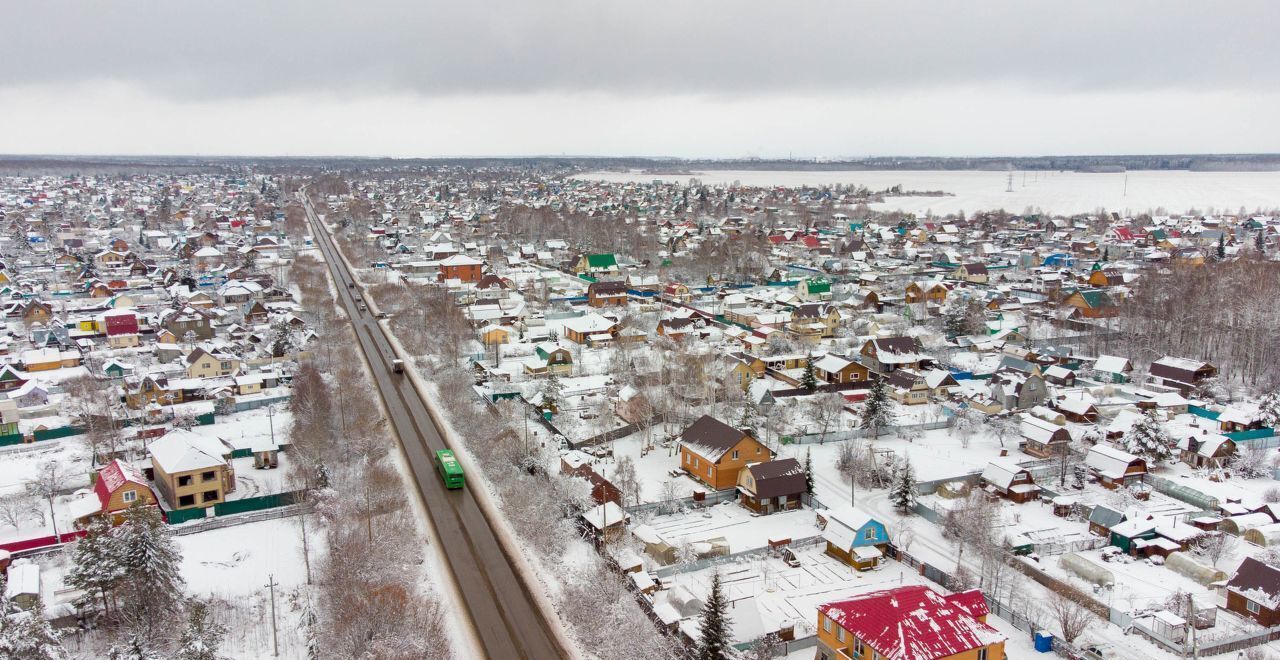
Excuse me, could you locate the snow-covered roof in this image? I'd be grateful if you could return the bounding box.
[1085,443,1143,480]
[1093,355,1131,374]
[820,586,1003,660]
[148,429,229,473]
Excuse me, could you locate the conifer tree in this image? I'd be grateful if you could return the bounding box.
[890,458,916,513]
[174,601,228,660]
[800,353,818,391]
[0,591,69,660]
[115,503,185,639]
[66,513,124,616]
[804,449,815,496]
[696,572,732,660]
[1123,411,1173,465]
[860,377,895,438]
[1216,233,1226,260]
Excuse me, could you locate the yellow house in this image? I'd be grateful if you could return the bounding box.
[817,586,1006,660]
[184,347,241,378]
[480,324,513,345]
[148,430,235,510]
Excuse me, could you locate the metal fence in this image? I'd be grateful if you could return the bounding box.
[624,487,739,517]
[653,534,825,579]
[784,419,953,445]
[171,501,314,536]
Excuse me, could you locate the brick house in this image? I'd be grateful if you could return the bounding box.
[438,254,484,283]
[148,430,235,510]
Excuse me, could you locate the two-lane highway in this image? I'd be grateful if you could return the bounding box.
[302,195,566,660]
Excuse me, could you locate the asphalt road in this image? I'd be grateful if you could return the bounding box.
[302,196,566,660]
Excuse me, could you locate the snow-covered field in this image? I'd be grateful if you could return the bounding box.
[578,169,1280,215]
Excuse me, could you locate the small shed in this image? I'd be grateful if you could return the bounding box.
[4,561,40,610]
[979,459,1040,503]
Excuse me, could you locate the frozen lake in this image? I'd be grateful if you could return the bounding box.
[577,169,1280,216]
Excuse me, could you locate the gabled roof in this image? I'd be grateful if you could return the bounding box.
[820,586,1003,660]
[744,458,805,499]
[1085,443,1145,479]
[1228,557,1280,609]
[680,415,750,461]
[93,459,149,509]
[149,429,229,473]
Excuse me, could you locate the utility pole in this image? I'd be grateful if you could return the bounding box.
[267,574,279,656]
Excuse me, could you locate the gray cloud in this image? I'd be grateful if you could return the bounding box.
[4,1,1278,101]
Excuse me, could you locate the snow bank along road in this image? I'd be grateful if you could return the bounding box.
[302,195,567,660]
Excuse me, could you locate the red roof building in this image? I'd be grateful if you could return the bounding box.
[817,586,1006,660]
[85,459,159,525]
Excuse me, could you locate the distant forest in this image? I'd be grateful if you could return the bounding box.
[3,153,1280,176]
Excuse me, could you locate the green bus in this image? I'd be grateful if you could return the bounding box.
[435,449,465,489]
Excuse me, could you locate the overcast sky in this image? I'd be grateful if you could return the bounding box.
[3,1,1278,158]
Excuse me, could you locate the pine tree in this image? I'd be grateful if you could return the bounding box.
[860,377,895,438]
[0,589,69,660]
[943,300,969,338]
[696,572,732,660]
[800,353,818,391]
[1216,234,1226,260]
[174,601,228,660]
[1257,229,1266,254]
[66,513,124,616]
[1259,390,1280,429]
[1123,411,1173,464]
[540,372,563,414]
[804,449,815,496]
[890,458,916,513]
[115,503,185,636]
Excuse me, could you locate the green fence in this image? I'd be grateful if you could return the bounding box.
[1227,428,1275,442]
[1188,405,1220,420]
[0,433,24,447]
[165,507,209,525]
[34,426,85,441]
[213,491,303,517]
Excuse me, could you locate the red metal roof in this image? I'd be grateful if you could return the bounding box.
[820,586,1003,660]
[93,459,149,510]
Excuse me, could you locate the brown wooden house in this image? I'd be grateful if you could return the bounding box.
[1227,557,1280,627]
[737,458,805,514]
[678,415,773,491]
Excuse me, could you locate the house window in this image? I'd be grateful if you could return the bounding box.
[122,490,137,503]
[1247,599,1261,614]
[220,361,232,370]
[693,458,699,468]
[178,475,192,487]
[977,649,988,660]
[864,528,876,540]
[854,639,865,657]
[202,490,219,503]
[756,447,762,454]
[202,470,217,482]
[836,627,845,642]
[731,450,739,460]
[822,616,832,633]
[179,494,195,507]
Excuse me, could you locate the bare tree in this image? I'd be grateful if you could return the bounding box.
[1047,589,1095,644]
[25,461,67,543]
